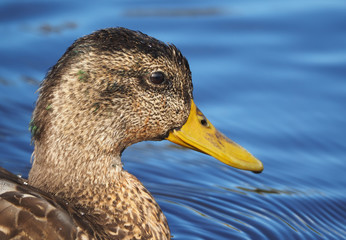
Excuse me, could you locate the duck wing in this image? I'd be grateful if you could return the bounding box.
[0,167,99,239]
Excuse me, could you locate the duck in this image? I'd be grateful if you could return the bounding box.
[0,27,263,240]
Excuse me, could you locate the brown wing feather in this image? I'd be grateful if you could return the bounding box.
[0,167,101,240]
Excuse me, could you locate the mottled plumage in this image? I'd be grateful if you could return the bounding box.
[1,28,192,239]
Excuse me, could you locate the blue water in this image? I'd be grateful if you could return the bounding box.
[1,1,346,239]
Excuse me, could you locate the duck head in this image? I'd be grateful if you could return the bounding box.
[30,27,263,174]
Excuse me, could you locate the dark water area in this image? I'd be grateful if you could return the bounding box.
[1,0,346,239]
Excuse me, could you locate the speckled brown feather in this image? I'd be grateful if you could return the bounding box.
[0,28,194,239]
[0,168,99,239]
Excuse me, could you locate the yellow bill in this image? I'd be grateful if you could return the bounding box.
[166,100,263,173]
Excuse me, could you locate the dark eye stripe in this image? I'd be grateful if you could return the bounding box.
[150,72,165,85]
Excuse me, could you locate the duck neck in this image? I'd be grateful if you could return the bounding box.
[28,138,171,238]
[28,133,124,200]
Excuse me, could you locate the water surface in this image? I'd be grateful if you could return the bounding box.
[1,0,346,239]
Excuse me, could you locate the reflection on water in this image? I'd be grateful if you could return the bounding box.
[22,21,78,35]
[1,0,346,239]
[124,8,223,17]
[233,186,296,196]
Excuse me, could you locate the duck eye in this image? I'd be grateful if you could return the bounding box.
[150,71,165,85]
